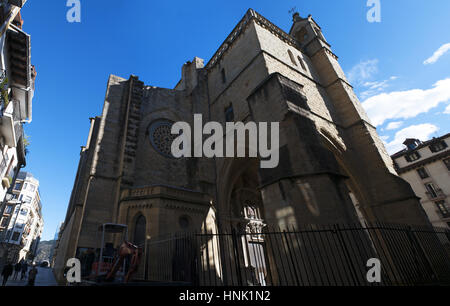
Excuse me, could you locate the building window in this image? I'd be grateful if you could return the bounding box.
[244,205,262,221]
[221,68,226,84]
[314,26,326,41]
[288,50,297,66]
[429,141,447,153]
[1,217,9,227]
[444,158,450,171]
[11,231,20,241]
[225,105,234,122]
[24,196,32,203]
[297,56,306,70]
[29,184,36,192]
[14,183,21,190]
[20,208,28,216]
[405,151,421,162]
[5,205,13,214]
[133,215,146,247]
[295,27,308,44]
[425,183,438,198]
[435,201,450,218]
[416,168,429,179]
[148,119,177,158]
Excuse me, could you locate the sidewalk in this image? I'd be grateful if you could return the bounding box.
[4,267,57,286]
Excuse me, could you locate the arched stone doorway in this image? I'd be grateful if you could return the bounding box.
[219,158,268,285]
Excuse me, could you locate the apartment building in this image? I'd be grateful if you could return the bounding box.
[0,1,36,266]
[392,133,450,228]
[0,0,34,202]
[1,171,43,262]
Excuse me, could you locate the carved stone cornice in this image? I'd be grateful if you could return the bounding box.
[120,184,213,214]
[121,198,208,214]
[121,184,211,205]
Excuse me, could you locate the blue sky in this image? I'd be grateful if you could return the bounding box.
[19,0,450,240]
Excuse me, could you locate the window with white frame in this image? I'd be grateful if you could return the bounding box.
[425,183,438,198]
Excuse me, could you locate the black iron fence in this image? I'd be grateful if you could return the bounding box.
[137,223,450,286]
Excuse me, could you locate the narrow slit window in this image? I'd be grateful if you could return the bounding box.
[225,105,234,122]
[221,68,226,84]
[297,56,306,70]
[288,50,297,66]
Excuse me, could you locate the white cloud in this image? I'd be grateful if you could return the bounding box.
[359,76,398,100]
[384,124,439,154]
[385,121,403,130]
[362,78,450,126]
[424,43,450,65]
[444,104,450,114]
[347,59,378,85]
[380,135,390,143]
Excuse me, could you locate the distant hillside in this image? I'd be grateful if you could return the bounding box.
[35,240,56,263]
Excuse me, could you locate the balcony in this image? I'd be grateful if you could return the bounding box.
[1,176,12,189]
[0,153,8,178]
[440,211,450,219]
[0,70,15,147]
[0,103,17,148]
[425,188,446,201]
[7,24,33,122]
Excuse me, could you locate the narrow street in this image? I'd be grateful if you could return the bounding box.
[4,267,57,286]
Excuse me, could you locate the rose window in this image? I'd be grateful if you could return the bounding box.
[149,120,177,157]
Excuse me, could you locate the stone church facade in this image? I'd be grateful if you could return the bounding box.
[53,9,431,283]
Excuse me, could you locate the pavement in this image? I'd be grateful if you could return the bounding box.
[4,266,58,286]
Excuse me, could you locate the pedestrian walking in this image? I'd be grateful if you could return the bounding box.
[13,261,21,280]
[1,262,14,286]
[27,264,38,286]
[20,261,28,280]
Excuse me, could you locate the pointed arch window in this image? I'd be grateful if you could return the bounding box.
[296,27,308,44]
[133,214,146,247]
[288,50,297,66]
[297,56,306,70]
